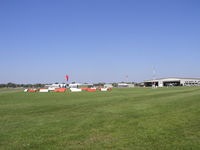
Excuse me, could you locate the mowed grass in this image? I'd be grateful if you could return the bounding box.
[0,87,200,150]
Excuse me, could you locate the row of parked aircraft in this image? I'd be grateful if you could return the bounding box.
[24,87,112,93]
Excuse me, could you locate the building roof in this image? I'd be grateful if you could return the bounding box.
[144,77,200,82]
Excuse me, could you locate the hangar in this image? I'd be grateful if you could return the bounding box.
[144,77,200,87]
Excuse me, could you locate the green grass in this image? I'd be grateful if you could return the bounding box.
[0,87,200,150]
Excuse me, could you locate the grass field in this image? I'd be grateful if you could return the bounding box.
[0,87,200,150]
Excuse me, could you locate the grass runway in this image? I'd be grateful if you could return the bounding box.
[0,87,200,150]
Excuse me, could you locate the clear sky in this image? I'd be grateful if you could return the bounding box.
[0,0,200,84]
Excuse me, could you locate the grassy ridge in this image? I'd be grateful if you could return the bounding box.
[0,87,200,150]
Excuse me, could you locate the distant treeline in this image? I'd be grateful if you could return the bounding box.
[0,83,45,88]
[0,82,142,88]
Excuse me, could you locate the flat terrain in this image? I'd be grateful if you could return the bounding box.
[0,87,200,150]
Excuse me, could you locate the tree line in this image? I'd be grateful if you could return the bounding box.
[0,83,45,88]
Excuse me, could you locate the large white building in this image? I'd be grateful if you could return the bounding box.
[69,83,93,88]
[45,83,66,88]
[144,77,200,87]
[118,83,135,88]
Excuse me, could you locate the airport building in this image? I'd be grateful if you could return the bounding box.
[144,77,200,87]
[118,83,135,88]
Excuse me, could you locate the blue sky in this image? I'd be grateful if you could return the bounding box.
[0,0,200,83]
